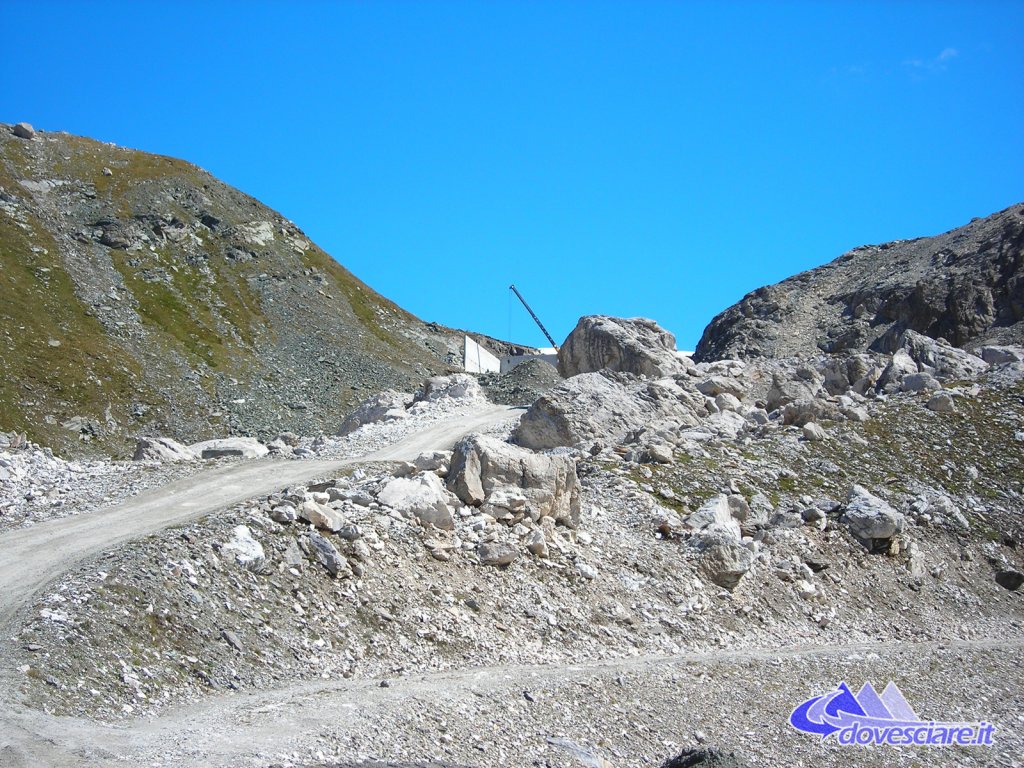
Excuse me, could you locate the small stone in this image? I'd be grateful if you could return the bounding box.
[576,562,598,580]
[927,392,956,413]
[221,629,244,652]
[647,443,674,464]
[801,506,825,523]
[270,503,297,524]
[477,541,519,567]
[307,531,350,578]
[524,529,549,558]
[297,501,347,532]
[219,526,265,569]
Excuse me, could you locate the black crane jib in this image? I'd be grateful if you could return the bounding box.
[509,284,559,351]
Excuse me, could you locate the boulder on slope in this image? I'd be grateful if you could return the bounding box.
[558,315,687,378]
[447,433,581,527]
[378,473,456,530]
[841,485,905,545]
[513,372,700,450]
[132,436,195,462]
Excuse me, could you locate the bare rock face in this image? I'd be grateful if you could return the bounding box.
[695,203,1024,362]
[132,436,195,462]
[558,315,687,378]
[447,433,581,527]
[337,390,411,435]
[513,372,700,450]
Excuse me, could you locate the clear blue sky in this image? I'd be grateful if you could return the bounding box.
[4,2,1022,349]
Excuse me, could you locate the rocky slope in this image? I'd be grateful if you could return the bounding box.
[4,317,1019,765]
[7,331,1023,766]
[694,203,1024,362]
[0,122,524,458]
[3,117,1023,767]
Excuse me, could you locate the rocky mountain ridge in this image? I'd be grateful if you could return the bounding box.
[0,122,526,458]
[3,122,1023,768]
[694,203,1024,362]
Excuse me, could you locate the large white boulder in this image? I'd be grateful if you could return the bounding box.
[413,374,484,403]
[513,373,698,450]
[378,473,455,530]
[132,436,195,462]
[337,390,410,435]
[558,315,686,378]
[447,434,580,527]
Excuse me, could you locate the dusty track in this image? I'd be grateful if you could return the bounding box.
[1,403,1021,768]
[0,406,517,766]
[0,405,517,628]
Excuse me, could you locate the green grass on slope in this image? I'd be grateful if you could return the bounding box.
[0,206,145,455]
[109,245,263,371]
[303,245,417,354]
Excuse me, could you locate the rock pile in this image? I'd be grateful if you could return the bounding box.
[477,358,562,406]
[514,319,1024,466]
[447,433,581,528]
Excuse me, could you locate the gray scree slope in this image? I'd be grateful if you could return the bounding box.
[694,203,1024,362]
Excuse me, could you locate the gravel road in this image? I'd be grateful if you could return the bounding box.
[1,403,1021,768]
[0,405,518,766]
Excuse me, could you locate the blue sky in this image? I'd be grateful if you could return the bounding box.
[3,2,1022,349]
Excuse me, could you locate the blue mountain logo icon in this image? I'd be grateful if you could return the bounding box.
[789,681,995,747]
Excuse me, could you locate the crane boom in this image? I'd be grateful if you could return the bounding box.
[509,284,559,350]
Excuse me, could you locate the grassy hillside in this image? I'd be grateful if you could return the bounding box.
[0,125,457,456]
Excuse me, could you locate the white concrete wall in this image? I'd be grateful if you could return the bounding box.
[464,336,501,374]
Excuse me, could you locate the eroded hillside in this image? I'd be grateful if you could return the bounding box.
[695,204,1024,362]
[0,123,472,457]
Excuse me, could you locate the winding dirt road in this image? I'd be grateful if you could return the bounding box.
[1,403,1021,768]
[0,405,518,628]
[0,405,518,766]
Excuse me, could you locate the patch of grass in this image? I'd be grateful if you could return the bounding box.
[49,134,208,217]
[303,245,411,351]
[109,246,254,370]
[0,207,146,454]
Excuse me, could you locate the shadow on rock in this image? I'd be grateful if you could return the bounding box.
[660,747,752,768]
